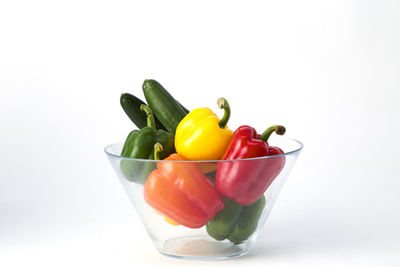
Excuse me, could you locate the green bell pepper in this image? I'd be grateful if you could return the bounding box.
[206,196,266,244]
[120,104,173,184]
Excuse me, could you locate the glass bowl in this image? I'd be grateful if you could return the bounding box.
[104,137,303,260]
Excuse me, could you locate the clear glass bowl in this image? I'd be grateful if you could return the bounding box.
[104,137,303,260]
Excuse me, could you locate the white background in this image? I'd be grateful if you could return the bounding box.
[1,0,399,266]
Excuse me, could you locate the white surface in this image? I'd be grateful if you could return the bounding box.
[1,0,399,266]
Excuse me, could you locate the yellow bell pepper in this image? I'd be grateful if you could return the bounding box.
[175,98,233,160]
[154,209,180,226]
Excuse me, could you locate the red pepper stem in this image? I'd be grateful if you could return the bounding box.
[259,125,286,142]
[154,143,163,160]
[140,104,156,129]
[217,97,231,129]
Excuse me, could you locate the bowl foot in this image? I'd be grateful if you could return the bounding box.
[157,235,253,260]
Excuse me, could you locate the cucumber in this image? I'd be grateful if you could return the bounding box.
[142,79,189,136]
[120,93,167,131]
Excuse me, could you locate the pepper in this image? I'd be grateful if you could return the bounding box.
[206,196,266,244]
[144,145,225,228]
[120,105,173,184]
[215,125,286,205]
[175,98,233,160]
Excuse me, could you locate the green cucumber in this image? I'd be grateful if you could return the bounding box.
[143,79,189,136]
[120,93,167,131]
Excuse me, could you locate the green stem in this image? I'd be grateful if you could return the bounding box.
[259,125,286,142]
[140,104,156,129]
[154,143,163,160]
[217,98,231,129]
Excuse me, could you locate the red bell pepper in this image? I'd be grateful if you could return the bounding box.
[144,144,225,228]
[215,125,286,205]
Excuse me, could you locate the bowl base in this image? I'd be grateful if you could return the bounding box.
[157,235,253,260]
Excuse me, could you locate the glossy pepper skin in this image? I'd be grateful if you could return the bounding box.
[206,196,266,244]
[120,105,173,184]
[144,150,225,228]
[175,98,233,160]
[215,125,286,205]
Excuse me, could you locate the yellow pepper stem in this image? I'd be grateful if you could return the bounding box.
[217,97,231,129]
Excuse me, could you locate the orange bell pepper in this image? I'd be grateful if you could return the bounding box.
[144,144,224,228]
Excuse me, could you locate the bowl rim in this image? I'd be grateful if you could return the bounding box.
[104,137,303,163]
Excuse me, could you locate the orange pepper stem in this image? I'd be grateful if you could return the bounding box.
[217,97,231,129]
[140,104,156,129]
[154,143,163,160]
[259,125,286,142]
